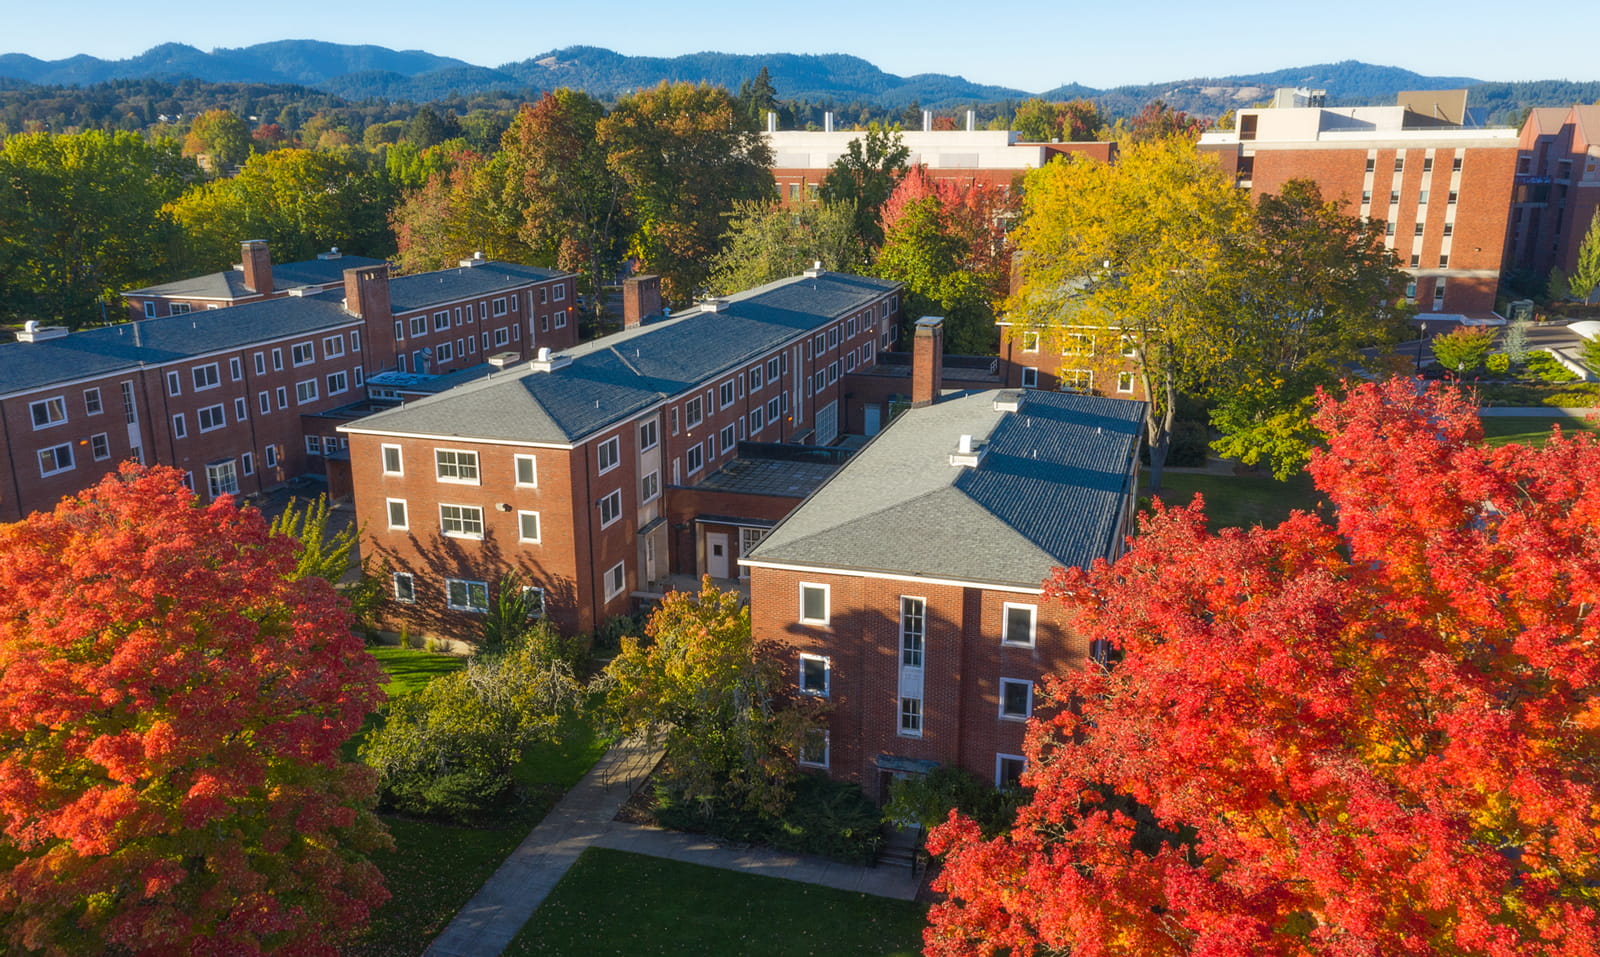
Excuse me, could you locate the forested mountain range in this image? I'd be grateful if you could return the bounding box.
[1,42,1596,124]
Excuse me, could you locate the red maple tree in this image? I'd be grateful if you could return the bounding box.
[927,380,1600,956]
[0,465,389,956]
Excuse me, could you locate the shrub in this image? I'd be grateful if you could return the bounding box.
[590,612,645,659]
[1486,353,1511,375]
[1526,352,1579,383]
[885,765,1022,838]
[1544,390,1600,408]
[1430,326,1496,374]
[652,773,884,865]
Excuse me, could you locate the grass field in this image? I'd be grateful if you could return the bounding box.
[1478,414,1598,447]
[1149,470,1326,531]
[506,848,927,957]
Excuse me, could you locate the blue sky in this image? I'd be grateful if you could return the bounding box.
[8,0,1598,92]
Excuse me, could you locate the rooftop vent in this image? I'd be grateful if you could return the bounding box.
[949,433,987,469]
[486,351,520,369]
[316,247,342,260]
[286,287,308,297]
[529,346,573,374]
[16,320,68,343]
[459,251,488,268]
[992,391,1022,413]
[803,261,824,278]
[701,297,728,313]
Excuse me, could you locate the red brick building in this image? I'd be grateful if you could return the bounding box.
[1202,92,1520,317]
[121,241,387,320]
[340,268,903,637]
[743,371,1145,799]
[0,255,576,521]
[1506,106,1600,288]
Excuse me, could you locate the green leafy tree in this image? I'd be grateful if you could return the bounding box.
[268,494,359,585]
[478,571,545,658]
[600,578,819,817]
[182,108,253,171]
[1550,266,1573,301]
[1431,325,1497,373]
[876,197,996,354]
[1011,98,1104,142]
[1127,99,1207,142]
[820,127,910,248]
[736,67,779,127]
[599,82,774,302]
[0,130,197,327]
[1503,315,1532,365]
[1572,213,1600,300]
[1008,138,1253,489]
[389,148,533,273]
[708,199,865,294]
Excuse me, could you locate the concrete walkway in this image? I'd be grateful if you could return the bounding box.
[423,734,664,957]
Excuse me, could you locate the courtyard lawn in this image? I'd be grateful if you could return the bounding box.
[1479,414,1598,447]
[505,848,927,957]
[1148,470,1325,531]
[344,649,610,957]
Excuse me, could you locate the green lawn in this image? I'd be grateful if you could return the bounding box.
[506,848,927,957]
[1478,414,1597,447]
[1148,470,1325,531]
[345,649,611,957]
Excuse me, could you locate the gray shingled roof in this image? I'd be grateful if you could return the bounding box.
[0,292,357,397]
[387,263,569,313]
[344,271,901,446]
[747,390,1145,588]
[123,254,387,299]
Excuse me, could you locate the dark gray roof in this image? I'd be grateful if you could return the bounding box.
[344,271,901,445]
[123,254,387,300]
[0,292,357,397]
[387,263,569,313]
[746,390,1145,588]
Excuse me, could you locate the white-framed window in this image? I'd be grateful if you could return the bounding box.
[170,302,191,315]
[171,413,187,439]
[264,445,278,468]
[641,470,660,503]
[83,387,103,415]
[241,451,254,475]
[435,449,480,483]
[258,391,271,415]
[192,363,220,391]
[522,585,547,618]
[553,311,567,329]
[90,432,110,461]
[599,489,623,528]
[354,366,364,387]
[433,311,450,332]
[295,380,318,404]
[553,284,566,301]
[1117,372,1135,394]
[604,561,626,600]
[1020,367,1038,389]
[684,396,704,428]
[999,678,1033,720]
[271,348,284,371]
[1061,369,1093,392]
[748,366,763,391]
[996,754,1027,789]
[719,380,735,408]
[291,342,315,367]
[798,654,830,696]
[29,396,67,430]
[166,371,182,397]
[766,356,780,380]
[799,582,829,625]
[143,301,156,318]
[719,424,735,456]
[38,443,74,477]
[517,510,541,543]
[749,406,764,433]
[492,297,508,317]
[597,435,621,474]
[901,597,926,667]
[766,397,781,422]
[798,729,829,768]
[494,327,510,347]
[408,315,426,337]
[440,504,485,539]
[327,371,348,395]
[1063,332,1094,356]
[1020,330,1040,353]
[234,397,247,421]
[393,572,415,603]
[515,454,538,487]
[446,578,490,612]
[387,499,408,530]
[686,443,704,474]
[275,386,288,410]
[306,435,322,456]
[639,419,659,452]
[1120,336,1137,358]
[900,696,923,736]
[206,460,239,498]
[1002,603,1036,647]
[382,445,403,475]
[198,404,227,432]
[228,356,244,381]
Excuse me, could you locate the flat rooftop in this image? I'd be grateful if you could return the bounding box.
[692,456,841,498]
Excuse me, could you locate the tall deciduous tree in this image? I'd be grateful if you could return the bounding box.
[928,380,1600,957]
[599,82,773,302]
[820,127,910,249]
[0,130,197,327]
[1127,99,1206,141]
[389,147,532,274]
[708,199,865,295]
[1572,212,1600,300]
[1011,98,1104,142]
[1008,138,1253,488]
[182,108,253,171]
[501,90,631,316]
[0,464,389,956]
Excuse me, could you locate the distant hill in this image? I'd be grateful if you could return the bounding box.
[0,42,1594,120]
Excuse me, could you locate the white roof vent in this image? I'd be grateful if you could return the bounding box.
[701,297,728,313]
[992,392,1021,413]
[487,351,521,369]
[949,434,986,468]
[529,347,573,373]
[286,287,308,297]
[803,261,824,278]
[316,247,343,260]
[459,251,488,268]
[16,321,68,343]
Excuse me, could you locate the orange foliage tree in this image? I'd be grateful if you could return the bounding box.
[0,465,389,956]
[928,380,1600,956]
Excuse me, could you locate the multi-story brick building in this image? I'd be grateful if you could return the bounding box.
[0,255,576,520]
[122,241,387,320]
[742,368,1145,799]
[1202,91,1520,317]
[340,267,903,636]
[1506,106,1600,288]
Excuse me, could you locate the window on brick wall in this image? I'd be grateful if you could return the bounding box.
[799,582,829,625]
[798,654,830,696]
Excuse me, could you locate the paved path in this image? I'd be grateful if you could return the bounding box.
[1478,406,1600,417]
[423,734,664,957]
[593,822,921,901]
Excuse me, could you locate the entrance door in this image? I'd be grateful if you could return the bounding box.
[706,532,730,579]
[816,400,838,446]
[864,405,882,437]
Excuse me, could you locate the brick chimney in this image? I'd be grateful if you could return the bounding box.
[343,264,391,320]
[623,274,662,329]
[241,240,273,296]
[911,316,944,408]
